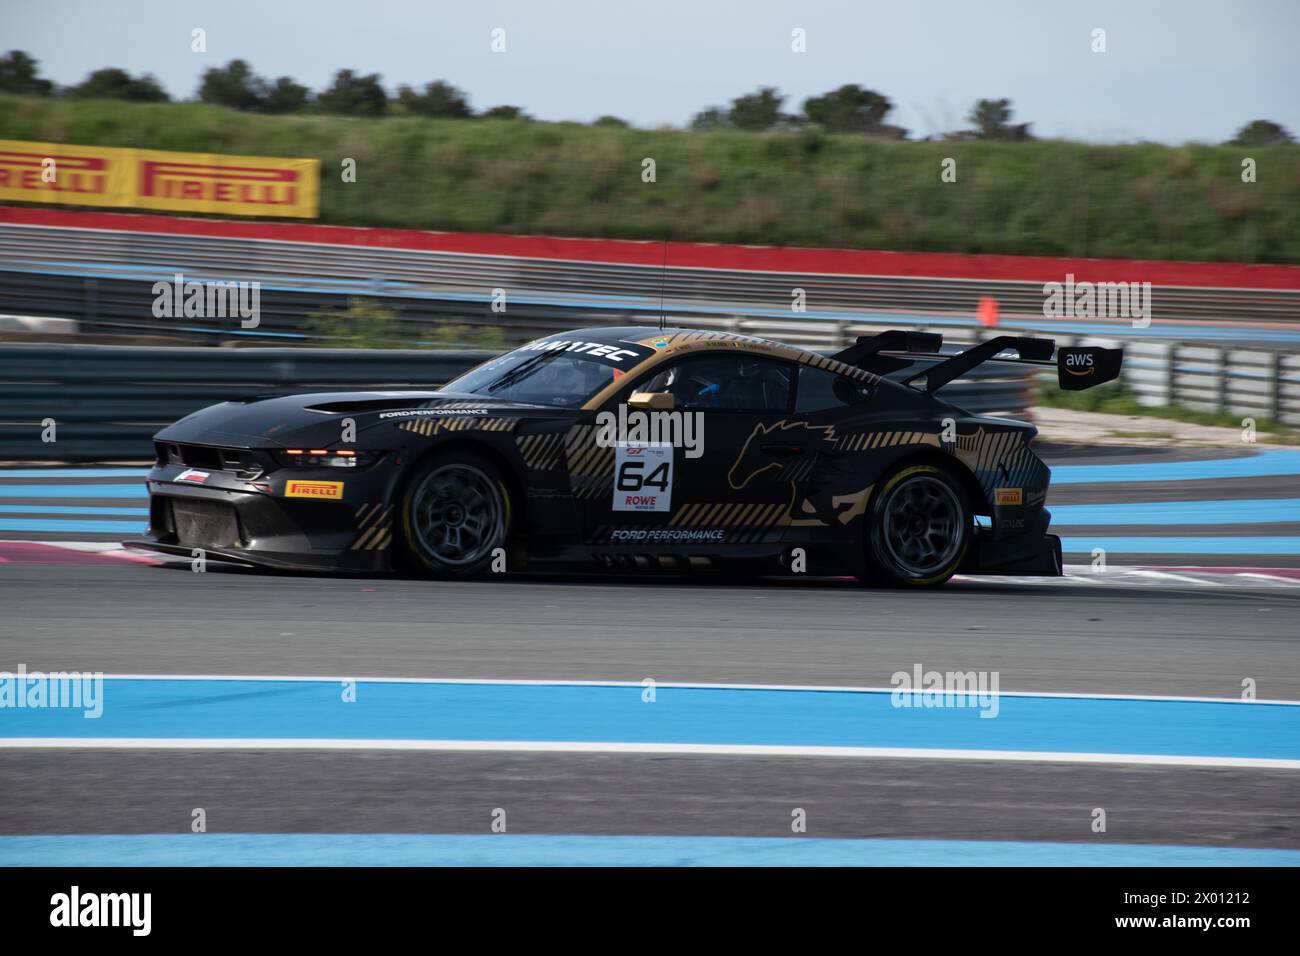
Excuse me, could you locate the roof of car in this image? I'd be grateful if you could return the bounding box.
[557,326,823,361]
[559,326,890,410]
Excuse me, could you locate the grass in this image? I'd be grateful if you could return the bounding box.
[4,94,1300,263]
[304,298,509,349]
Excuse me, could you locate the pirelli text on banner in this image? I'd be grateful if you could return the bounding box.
[0,139,321,219]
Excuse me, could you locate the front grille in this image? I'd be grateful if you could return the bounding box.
[217,448,262,479]
[155,442,263,479]
[169,499,244,549]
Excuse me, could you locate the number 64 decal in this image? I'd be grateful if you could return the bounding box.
[612,443,673,512]
[617,458,670,491]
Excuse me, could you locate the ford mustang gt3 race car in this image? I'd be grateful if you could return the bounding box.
[126,327,1121,587]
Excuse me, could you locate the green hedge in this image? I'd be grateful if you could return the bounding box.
[4,94,1298,263]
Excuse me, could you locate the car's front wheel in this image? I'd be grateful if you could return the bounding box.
[399,451,511,577]
[860,462,970,587]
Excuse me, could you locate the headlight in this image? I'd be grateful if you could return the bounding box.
[274,449,381,469]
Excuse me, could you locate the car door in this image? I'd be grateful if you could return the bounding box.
[785,362,883,532]
[578,352,807,552]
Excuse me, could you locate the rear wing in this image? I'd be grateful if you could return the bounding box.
[830,330,1123,393]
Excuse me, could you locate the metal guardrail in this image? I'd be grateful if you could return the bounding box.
[1113,341,1300,425]
[0,345,493,461]
[1,222,1299,343]
[0,343,1034,461]
[1026,332,1300,426]
[0,268,1038,350]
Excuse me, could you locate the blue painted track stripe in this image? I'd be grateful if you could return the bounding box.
[1051,498,1300,525]
[0,469,148,479]
[1,834,1297,867]
[0,484,143,499]
[0,505,149,516]
[2,679,1296,761]
[1051,450,1300,484]
[1061,535,1300,555]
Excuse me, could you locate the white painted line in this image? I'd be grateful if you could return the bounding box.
[3,737,1297,769]
[1130,570,1223,587]
[50,674,1300,706]
[1235,572,1299,585]
[26,541,125,552]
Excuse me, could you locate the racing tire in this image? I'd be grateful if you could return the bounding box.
[859,462,971,588]
[398,450,512,578]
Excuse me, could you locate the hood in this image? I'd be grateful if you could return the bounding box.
[154,390,554,447]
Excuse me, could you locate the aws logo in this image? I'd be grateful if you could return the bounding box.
[1063,352,1096,376]
[1056,346,1122,392]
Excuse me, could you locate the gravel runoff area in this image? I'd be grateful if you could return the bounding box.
[1030,406,1299,450]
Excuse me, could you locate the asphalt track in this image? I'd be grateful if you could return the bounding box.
[1,444,1298,865]
[0,562,1297,696]
[1,552,1298,859]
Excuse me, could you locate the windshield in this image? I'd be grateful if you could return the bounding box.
[445,344,627,407]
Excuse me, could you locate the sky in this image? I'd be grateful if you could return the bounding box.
[3,0,1298,144]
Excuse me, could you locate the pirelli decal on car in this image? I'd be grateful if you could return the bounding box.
[398,417,515,438]
[995,487,1023,506]
[285,480,344,499]
[350,503,393,551]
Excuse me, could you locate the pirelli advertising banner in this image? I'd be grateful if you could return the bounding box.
[0,139,320,218]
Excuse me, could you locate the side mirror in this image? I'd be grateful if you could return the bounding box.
[628,391,675,411]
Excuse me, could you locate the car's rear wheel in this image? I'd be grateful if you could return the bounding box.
[399,451,511,577]
[860,462,970,587]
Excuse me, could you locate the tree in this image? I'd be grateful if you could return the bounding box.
[728,87,784,131]
[1230,120,1294,146]
[317,69,387,116]
[968,98,1033,140]
[261,76,311,114]
[690,106,730,131]
[67,68,169,102]
[802,84,900,136]
[396,80,471,118]
[198,59,264,111]
[0,50,53,96]
[481,105,530,120]
[305,298,402,349]
[593,115,629,127]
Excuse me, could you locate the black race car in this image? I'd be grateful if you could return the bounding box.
[126,327,1121,587]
